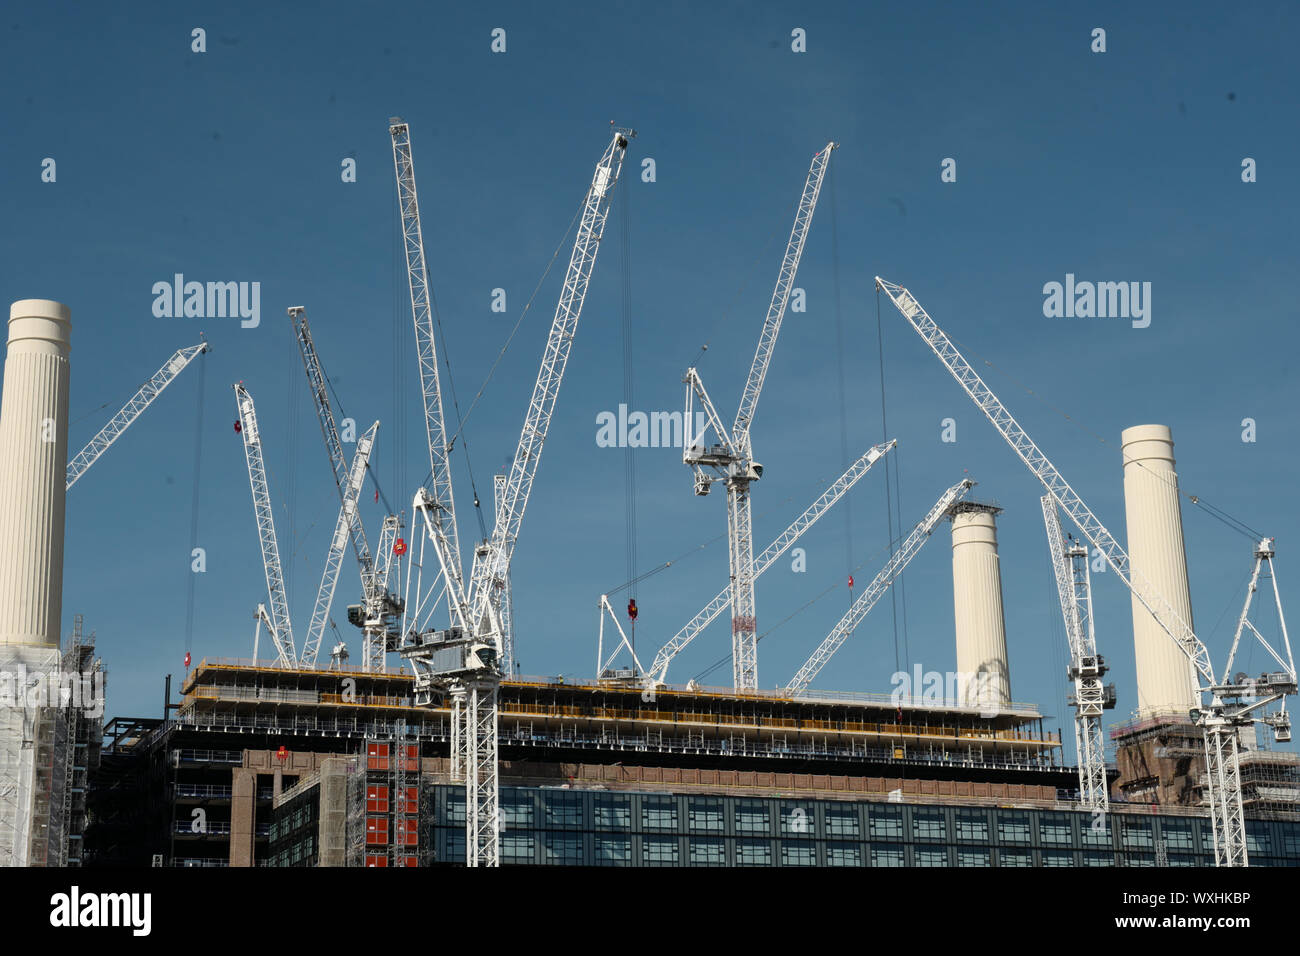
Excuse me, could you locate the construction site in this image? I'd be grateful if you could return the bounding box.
[2,117,1298,870]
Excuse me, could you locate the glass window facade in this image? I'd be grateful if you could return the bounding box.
[689,799,724,832]
[425,786,1276,868]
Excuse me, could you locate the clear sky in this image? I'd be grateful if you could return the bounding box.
[3,1,1298,766]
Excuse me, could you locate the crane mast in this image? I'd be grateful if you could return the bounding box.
[1041,494,1113,811]
[786,479,974,695]
[492,473,515,676]
[233,383,297,668]
[875,276,1297,865]
[390,117,465,605]
[66,342,209,489]
[683,142,835,691]
[649,439,895,684]
[301,421,378,667]
[360,514,406,671]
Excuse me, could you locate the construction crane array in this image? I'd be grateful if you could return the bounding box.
[682,141,836,691]
[648,439,895,685]
[874,276,1298,866]
[65,342,209,490]
[233,383,297,668]
[1041,494,1114,811]
[786,478,975,696]
[399,122,633,867]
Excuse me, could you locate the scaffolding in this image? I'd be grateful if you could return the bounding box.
[344,755,367,868]
[343,725,421,867]
[0,644,63,867]
[59,617,104,866]
[1112,711,1300,819]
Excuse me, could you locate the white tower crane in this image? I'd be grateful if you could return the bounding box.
[400,124,633,868]
[648,439,895,685]
[786,478,974,696]
[66,342,209,489]
[301,421,378,667]
[682,142,836,690]
[233,383,297,668]
[874,276,1297,865]
[1041,494,1114,811]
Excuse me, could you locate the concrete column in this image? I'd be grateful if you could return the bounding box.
[951,504,1012,711]
[230,768,258,867]
[0,300,71,647]
[1122,424,1199,717]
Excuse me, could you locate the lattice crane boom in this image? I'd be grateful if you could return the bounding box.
[732,141,836,457]
[289,308,377,592]
[302,421,378,667]
[66,342,209,490]
[391,118,465,599]
[786,479,974,695]
[467,127,633,643]
[650,440,895,684]
[233,383,296,667]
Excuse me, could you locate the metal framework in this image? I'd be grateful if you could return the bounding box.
[290,307,403,671]
[66,342,209,489]
[465,127,633,652]
[597,593,646,677]
[493,474,515,676]
[875,276,1298,865]
[462,679,500,867]
[233,383,297,667]
[682,142,836,690]
[650,439,895,684]
[362,514,405,672]
[302,421,378,667]
[1041,494,1112,811]
[400,123,632,870]
[390,118,466,606]
[786,479,974,695]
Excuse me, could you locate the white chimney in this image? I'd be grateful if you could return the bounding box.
[0,299,71,867]
[1121,424,1199,717]
[0,300,71,647]
[951,503,1012,711]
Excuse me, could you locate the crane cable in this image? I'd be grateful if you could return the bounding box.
[443,186,587,451]
[830,160,855,609]
[690,525,913,685]
[876,287,905,675]
[620,161,638,658]
[182,347,208,660]
[941,327,1262,542]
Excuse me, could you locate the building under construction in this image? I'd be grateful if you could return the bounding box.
[79,657,1300,867]
[5,122,1300,869]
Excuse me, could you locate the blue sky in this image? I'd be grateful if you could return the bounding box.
[3,1,1298,765]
